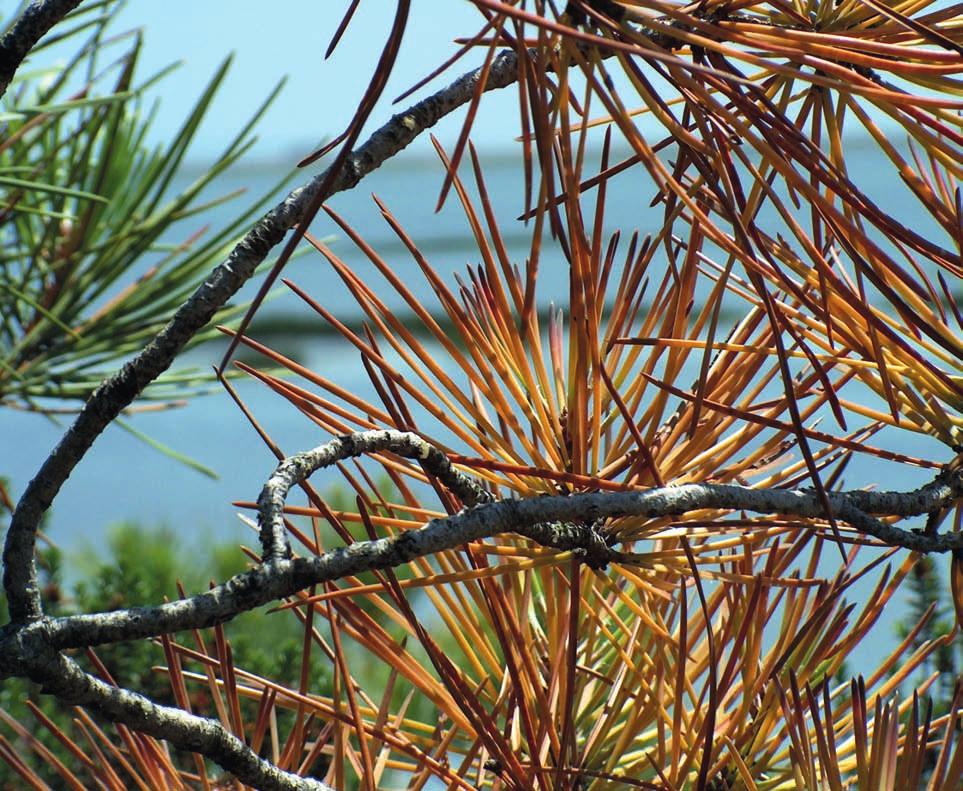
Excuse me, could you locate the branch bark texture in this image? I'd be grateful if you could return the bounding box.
[36,432,963,653]
[32,649,332,791]
[0,0,83,98]
[2,45,527,624]
[2,430,961,789]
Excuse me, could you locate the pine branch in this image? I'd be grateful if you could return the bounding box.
[4,2,962,783]
[2,431,960,787]
[21,431,963,655]
[2,45,530,624]
[16,649,332,791]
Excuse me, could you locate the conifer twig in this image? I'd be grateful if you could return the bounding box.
[2,45,530,623]
[2,431,960,789]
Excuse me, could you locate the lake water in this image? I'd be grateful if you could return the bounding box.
[2,141,956,666]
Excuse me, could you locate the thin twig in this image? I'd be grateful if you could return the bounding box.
[257,430,493,560]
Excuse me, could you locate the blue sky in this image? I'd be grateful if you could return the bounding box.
[35,1,523,162]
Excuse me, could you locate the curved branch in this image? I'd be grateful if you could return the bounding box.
[0,0,83,98]
[257,430,494,560]
[2,46,529,623]
[3,431,959,789]
[35,432,963,652]
[28,647,331,791]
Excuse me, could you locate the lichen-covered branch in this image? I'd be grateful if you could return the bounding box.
[3,431,960,788]
[257,430,494,560]
[32,432,963,652]
[2,46,529,624]
[0,0,83,98]
[1,639,331,791]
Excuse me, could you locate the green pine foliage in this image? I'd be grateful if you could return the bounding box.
[0,0,285,412]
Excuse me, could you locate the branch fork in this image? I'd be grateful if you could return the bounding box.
[3,431,962,789]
